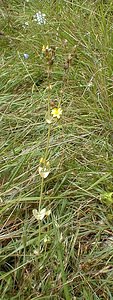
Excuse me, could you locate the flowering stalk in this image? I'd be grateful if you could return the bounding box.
[44,75,51,160]
[34,42,74,248]
[38,176,44,245]
[38,45,55,247]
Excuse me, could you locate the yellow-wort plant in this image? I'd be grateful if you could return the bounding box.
[33,40,76,248]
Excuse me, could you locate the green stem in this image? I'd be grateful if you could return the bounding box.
[38,176,44,246]
[45,124,51,160]
[38,66,51,247]
[39,177,44,212]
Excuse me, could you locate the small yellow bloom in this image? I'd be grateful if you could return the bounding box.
[42,45,49,54]
[42,45,46,53]
[51,107,62,119]
[40,157,45,164]
[48,84,52,90]
[46,45,49,51]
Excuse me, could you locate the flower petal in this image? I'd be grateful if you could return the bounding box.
[33,208,46,221]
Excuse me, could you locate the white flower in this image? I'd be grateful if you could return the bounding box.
[33,11,46,25]
[25,22,29,26]
[34,249,39,256]
[24,53,29,59]
[38,158,50,178]
[33,208,51,221]
[44,235,50,244]
[38,165,50,178]
[33,208,46,221]
[45,112,52,124]
[22,21,29,29]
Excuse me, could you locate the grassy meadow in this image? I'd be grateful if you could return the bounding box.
[0,0,113,299]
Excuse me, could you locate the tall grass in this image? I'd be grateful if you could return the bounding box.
[0,0,113,299]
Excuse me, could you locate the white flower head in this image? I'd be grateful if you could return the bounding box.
[33,11,46,25]
[24,53,29,59]
[33,208,46,221]
[33,208,51,221]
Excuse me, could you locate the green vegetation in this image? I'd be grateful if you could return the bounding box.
[0,0,113,299]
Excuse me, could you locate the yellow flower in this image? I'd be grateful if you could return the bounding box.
[38,158,50,178]
[46,45,49,51]
[42,45,49,54]
[40,157,45,164]
[51,107,62,119]
[42,45,46,53]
